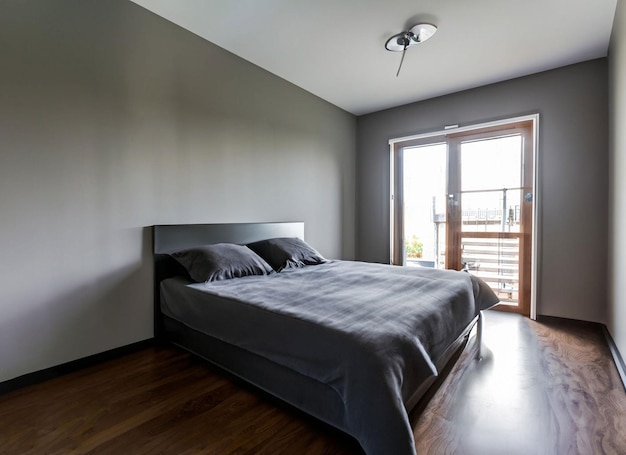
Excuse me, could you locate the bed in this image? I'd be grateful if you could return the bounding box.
[153,222,499,454]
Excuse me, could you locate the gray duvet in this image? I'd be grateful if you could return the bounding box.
[160,260,498,454]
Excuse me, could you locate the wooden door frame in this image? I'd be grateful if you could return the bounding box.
[390,114,539,319]
[446,123,533,316]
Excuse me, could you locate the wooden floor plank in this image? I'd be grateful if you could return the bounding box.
[413,312,626,455]
[1,311,625,454]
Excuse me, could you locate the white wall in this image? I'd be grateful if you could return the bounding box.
[609,0,626,360]
[0,0,356,382]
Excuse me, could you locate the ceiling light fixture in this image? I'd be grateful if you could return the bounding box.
[385,23,437,77]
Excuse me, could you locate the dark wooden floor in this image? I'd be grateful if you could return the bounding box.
[1,311,625,454]
[413,311,626,454]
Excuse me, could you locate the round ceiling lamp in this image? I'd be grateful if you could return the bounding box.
[385,23,437,51]
[385,23,437,76]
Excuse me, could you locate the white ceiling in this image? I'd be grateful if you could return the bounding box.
[129,0,618,116]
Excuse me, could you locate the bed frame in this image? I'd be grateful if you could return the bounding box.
[153,222,483,447]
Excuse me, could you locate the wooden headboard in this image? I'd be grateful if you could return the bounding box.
[152,222,305,338]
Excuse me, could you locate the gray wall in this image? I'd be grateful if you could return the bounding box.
[609,0,626,361]
[0,0,356,382]
[356,60,608,323]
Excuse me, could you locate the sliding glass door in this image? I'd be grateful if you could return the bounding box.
[392,121,534,316]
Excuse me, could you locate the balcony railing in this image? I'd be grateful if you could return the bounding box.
[461,236,520,305]
[411,189,524,306]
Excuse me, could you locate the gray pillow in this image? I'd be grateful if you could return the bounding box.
[246,237,327,272]
[171,243,273,283]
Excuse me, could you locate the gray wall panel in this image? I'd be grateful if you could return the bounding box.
[356,60,608,323]
[608,0,626,365]
[0,0,356,382]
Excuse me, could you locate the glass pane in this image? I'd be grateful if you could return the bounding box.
[402,143,447,268]
[461,135,522,192]
[461,189,522,233]
[459,133,524,307]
